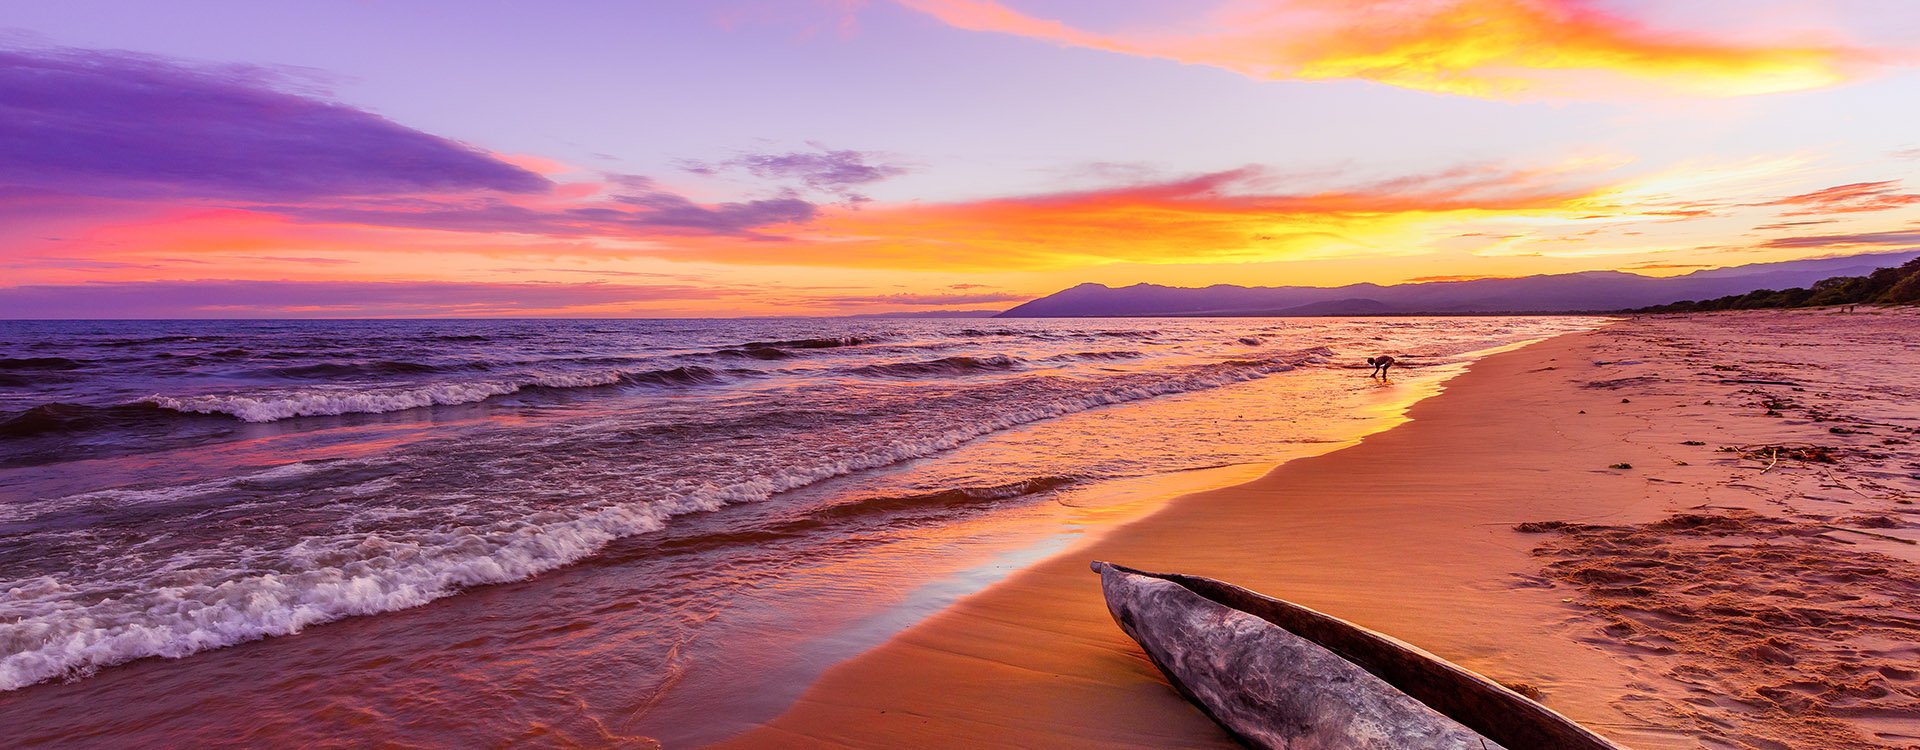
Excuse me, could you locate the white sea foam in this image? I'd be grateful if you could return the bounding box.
[145,371,630,422]
[0,353,1320,692]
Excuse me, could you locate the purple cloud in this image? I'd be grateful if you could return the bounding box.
[0,279,729,318]
[1762,230,1920,248]
[266,179,817,239]
[1751,219,1839,231]
[680,145,906,201]
[0,45,550,201]
[601,177,817,234]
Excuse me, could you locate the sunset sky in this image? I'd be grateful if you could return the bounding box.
[4,0,1920,317]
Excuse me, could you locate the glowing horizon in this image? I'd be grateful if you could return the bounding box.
[4,0,1920,317]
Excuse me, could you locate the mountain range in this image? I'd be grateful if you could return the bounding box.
[995,250,1920,317]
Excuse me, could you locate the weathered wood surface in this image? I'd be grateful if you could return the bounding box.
[1093,561,1627,750]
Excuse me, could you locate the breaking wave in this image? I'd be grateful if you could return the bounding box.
[1043,350,1145,362]
[850,355,1020,378]
[0,353,1313,692]
[711,346,793,360]
[733,335,876,350]
[0,402,182,438]
[810,475,1080,521]
[145,366,727,423]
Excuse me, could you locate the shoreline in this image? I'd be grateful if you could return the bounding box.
[634,336,1530,746]
[723,309,1920,749]
[0,321,1584,748]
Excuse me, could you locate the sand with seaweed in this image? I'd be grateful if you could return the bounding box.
[724,308,1920,749]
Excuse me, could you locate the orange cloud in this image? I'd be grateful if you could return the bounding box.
[775,163,1619,270]
[31,151,1895,289]
[1757,180,1920,216]
[1762,229,1920,249]
[896,0,1874,98]
[47,161,1659,275]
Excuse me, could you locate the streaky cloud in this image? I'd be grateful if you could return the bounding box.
[1762,230,1920,249]
[0,44,550,201]
[782,161,1614,270]
[895,0,1876,98]
[1756,181,1920,216]
[0,279,730,318]
[679,145,908,202]
[265,177,818,239]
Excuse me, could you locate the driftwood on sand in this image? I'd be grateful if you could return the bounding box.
[1092,561,1625,750]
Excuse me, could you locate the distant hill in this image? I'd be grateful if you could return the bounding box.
[839,309,1004,319]
[995,251,1920,317]
[1636,256,1920,312]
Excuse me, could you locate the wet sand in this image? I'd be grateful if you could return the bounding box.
[723,309,1920,750]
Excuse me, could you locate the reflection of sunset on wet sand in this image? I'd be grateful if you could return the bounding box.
[728,310,1920,750]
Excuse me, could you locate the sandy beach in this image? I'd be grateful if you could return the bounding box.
[724,309,1920,750]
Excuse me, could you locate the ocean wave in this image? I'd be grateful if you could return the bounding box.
[150,347,253,362]
[0,353,1313,692]
[811,475,1079,521]
[850,355,1020,378]
[148,382,544,423]
[0,460,347,525]
[0,402,182,438]
[0,357,90,371]
[256,360,461,379]
[954,328,1025,337]
[620,365,729,387]
[1043,350,1145,362]
[733,335,877,350]
[0,372,85,389]
[97,335,209,348]
[640,476,1083,552]
[145,366,727,423]
[711,346,792,360]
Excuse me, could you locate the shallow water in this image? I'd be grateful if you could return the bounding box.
[0,316,1597,745]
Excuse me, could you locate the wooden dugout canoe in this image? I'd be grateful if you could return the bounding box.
[1092,561,1626,750]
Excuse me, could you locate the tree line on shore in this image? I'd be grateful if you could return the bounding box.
[1634,257,1920,313]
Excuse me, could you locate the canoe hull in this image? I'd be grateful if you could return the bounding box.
[1093,561,1625,750]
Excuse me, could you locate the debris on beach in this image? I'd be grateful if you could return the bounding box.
[1525,510,1920,748]
[1719,443,1839,464]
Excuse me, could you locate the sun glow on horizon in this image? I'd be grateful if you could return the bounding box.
[2,1,1919,316]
